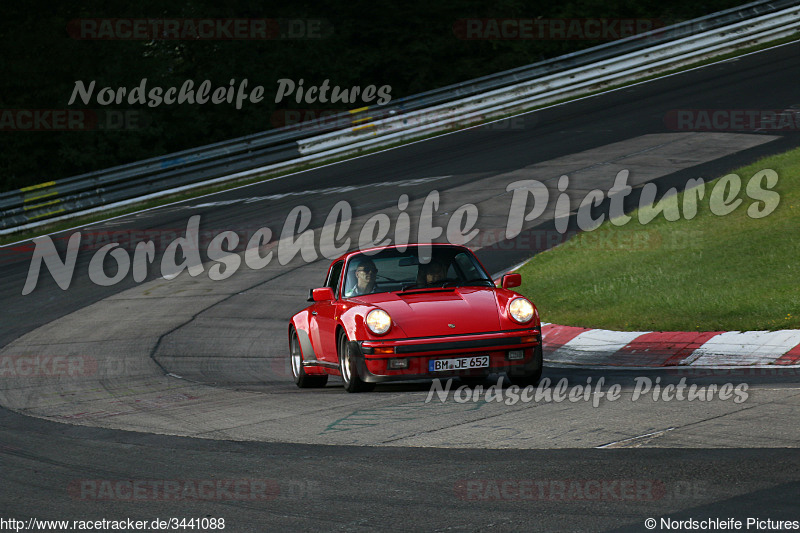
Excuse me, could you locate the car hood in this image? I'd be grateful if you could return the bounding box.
[352,287,501,338]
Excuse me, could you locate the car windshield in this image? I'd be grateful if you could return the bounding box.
[342,246,494,298]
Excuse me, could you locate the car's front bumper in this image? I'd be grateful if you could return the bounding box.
[351,327,542,383]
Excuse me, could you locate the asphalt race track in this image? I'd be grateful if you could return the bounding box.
[1,42,800,531]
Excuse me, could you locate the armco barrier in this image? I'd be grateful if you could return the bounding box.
[0,132,304,231]
[1,0,798,235]
[297,5,800,156]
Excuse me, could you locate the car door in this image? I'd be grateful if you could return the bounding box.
[310,260,343,363]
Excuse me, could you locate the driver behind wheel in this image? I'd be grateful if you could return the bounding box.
[345,257,378,297]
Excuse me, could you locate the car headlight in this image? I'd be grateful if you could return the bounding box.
[366,309,392,335]
[508,297,534,324]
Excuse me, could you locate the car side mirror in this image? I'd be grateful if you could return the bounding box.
[501,273,521,289]
[311,287,335,302]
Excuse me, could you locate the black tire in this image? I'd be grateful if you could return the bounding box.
[509,344,543,387]
[290,330,328,388]
[338,333,374,393]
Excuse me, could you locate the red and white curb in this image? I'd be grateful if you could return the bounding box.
[541,323,800,368]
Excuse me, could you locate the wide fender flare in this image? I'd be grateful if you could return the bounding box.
[289,310,317,362]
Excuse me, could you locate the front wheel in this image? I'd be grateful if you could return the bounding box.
[290,331,328,388]
[338,333,374,393]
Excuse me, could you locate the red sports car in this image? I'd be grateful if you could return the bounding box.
[288,243,543,392]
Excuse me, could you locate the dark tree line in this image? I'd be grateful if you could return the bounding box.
[0,0,745,192]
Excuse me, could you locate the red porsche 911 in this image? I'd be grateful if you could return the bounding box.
[288,243,543,392]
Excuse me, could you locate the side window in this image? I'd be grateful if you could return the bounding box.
[325,261,344,297]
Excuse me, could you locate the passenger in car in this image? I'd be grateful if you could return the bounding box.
[418,258,449,287]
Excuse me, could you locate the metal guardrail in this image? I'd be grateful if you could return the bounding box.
[298,2,800,156]
[1,0,798,233]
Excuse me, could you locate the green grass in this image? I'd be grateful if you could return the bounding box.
[517,148,800,332]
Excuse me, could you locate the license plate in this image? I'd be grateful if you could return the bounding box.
[429,355,489,372]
